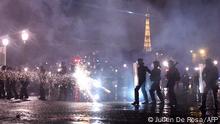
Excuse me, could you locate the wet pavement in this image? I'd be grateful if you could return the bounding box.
[0,96,219,124]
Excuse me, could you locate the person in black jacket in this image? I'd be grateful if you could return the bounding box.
[200,58,219,110]
[39,66,46,100]
[132,58,151,106]
[19,74,29,100]
[149,61,164,104]
[166,60,180,107]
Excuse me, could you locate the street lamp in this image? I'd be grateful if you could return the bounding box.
[2,38,9,46]
[1,38,9,65]
[199,49,206,58]
[162,60,169,67]
[21,30,29,44]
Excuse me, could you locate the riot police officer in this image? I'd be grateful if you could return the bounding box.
[39,66,46,100]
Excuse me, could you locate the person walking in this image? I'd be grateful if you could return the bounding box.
[132,58,151,106]
[149,61,164,104]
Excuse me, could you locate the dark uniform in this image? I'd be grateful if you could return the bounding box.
[149,61,164,104]
[166,60,180,107]
[19,75,29,100]
[200,58,219,109]
[11,72,18,99]
[59,62,68,100]
[39,66,46,100]
[132,58,150,105]
[0,71,5,98]
[5,71,12,99]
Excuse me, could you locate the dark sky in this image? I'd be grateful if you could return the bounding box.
[0,0,220,66]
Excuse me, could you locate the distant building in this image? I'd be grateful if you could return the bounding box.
[144,13,152,52]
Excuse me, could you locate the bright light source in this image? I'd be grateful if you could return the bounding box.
[21,30,29,42]
[185,67,189,71]
[94,94,100,100]
[57,68,61,72]
[93,80,102,88]
[115,69,118,73]
[128,11,133,14]
[2,38,9,46]
[24,67,28,72]
[199,49,206,57]
[190,50,193,53]
[48,71,52,76]
[123,64,127,68]
[162,60,169,67]
[58,63,61,67]
[194,67,199,71]
[213,60,218,65]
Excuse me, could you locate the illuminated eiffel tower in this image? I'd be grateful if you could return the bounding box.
[144,13,152,52]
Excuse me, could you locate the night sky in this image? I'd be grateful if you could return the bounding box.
[0,0,220,66]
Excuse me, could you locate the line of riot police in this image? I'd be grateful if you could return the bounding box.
[0,66,29,100]
[0,64,78,101]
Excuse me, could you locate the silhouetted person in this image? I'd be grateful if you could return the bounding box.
[19,74,29,100]
[0,72,5,99]
[182,71,190,91]
[11,71,18,99]
[166,60,180,107]
[132,58,150,106]
[39,66,46,100]
[200,58,219,110]
[5,70,12,99]
[58,62,67,100]
[149,61,164,104]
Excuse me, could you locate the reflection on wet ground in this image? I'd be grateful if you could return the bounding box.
[0,96,219,123]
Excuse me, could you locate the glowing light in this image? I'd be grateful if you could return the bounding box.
[24,67,28,72]
[48,71,52,76]
[162,60,169,67]
[194,67,199,71]
[128,11,133,14]
[123,64,127,68]
[21,30,29,42]
[58,63,61,67]
[57,68,61,72]
[2,38,9,46]
[92,102,103,112]
[185,67,189,71]
[94,94,100,100]
[72,64,111,102]
[213,60,218,65]
[115,69,118,73]
[87,62,91,65]
[190,50,193,53]
[199,49,206,57]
